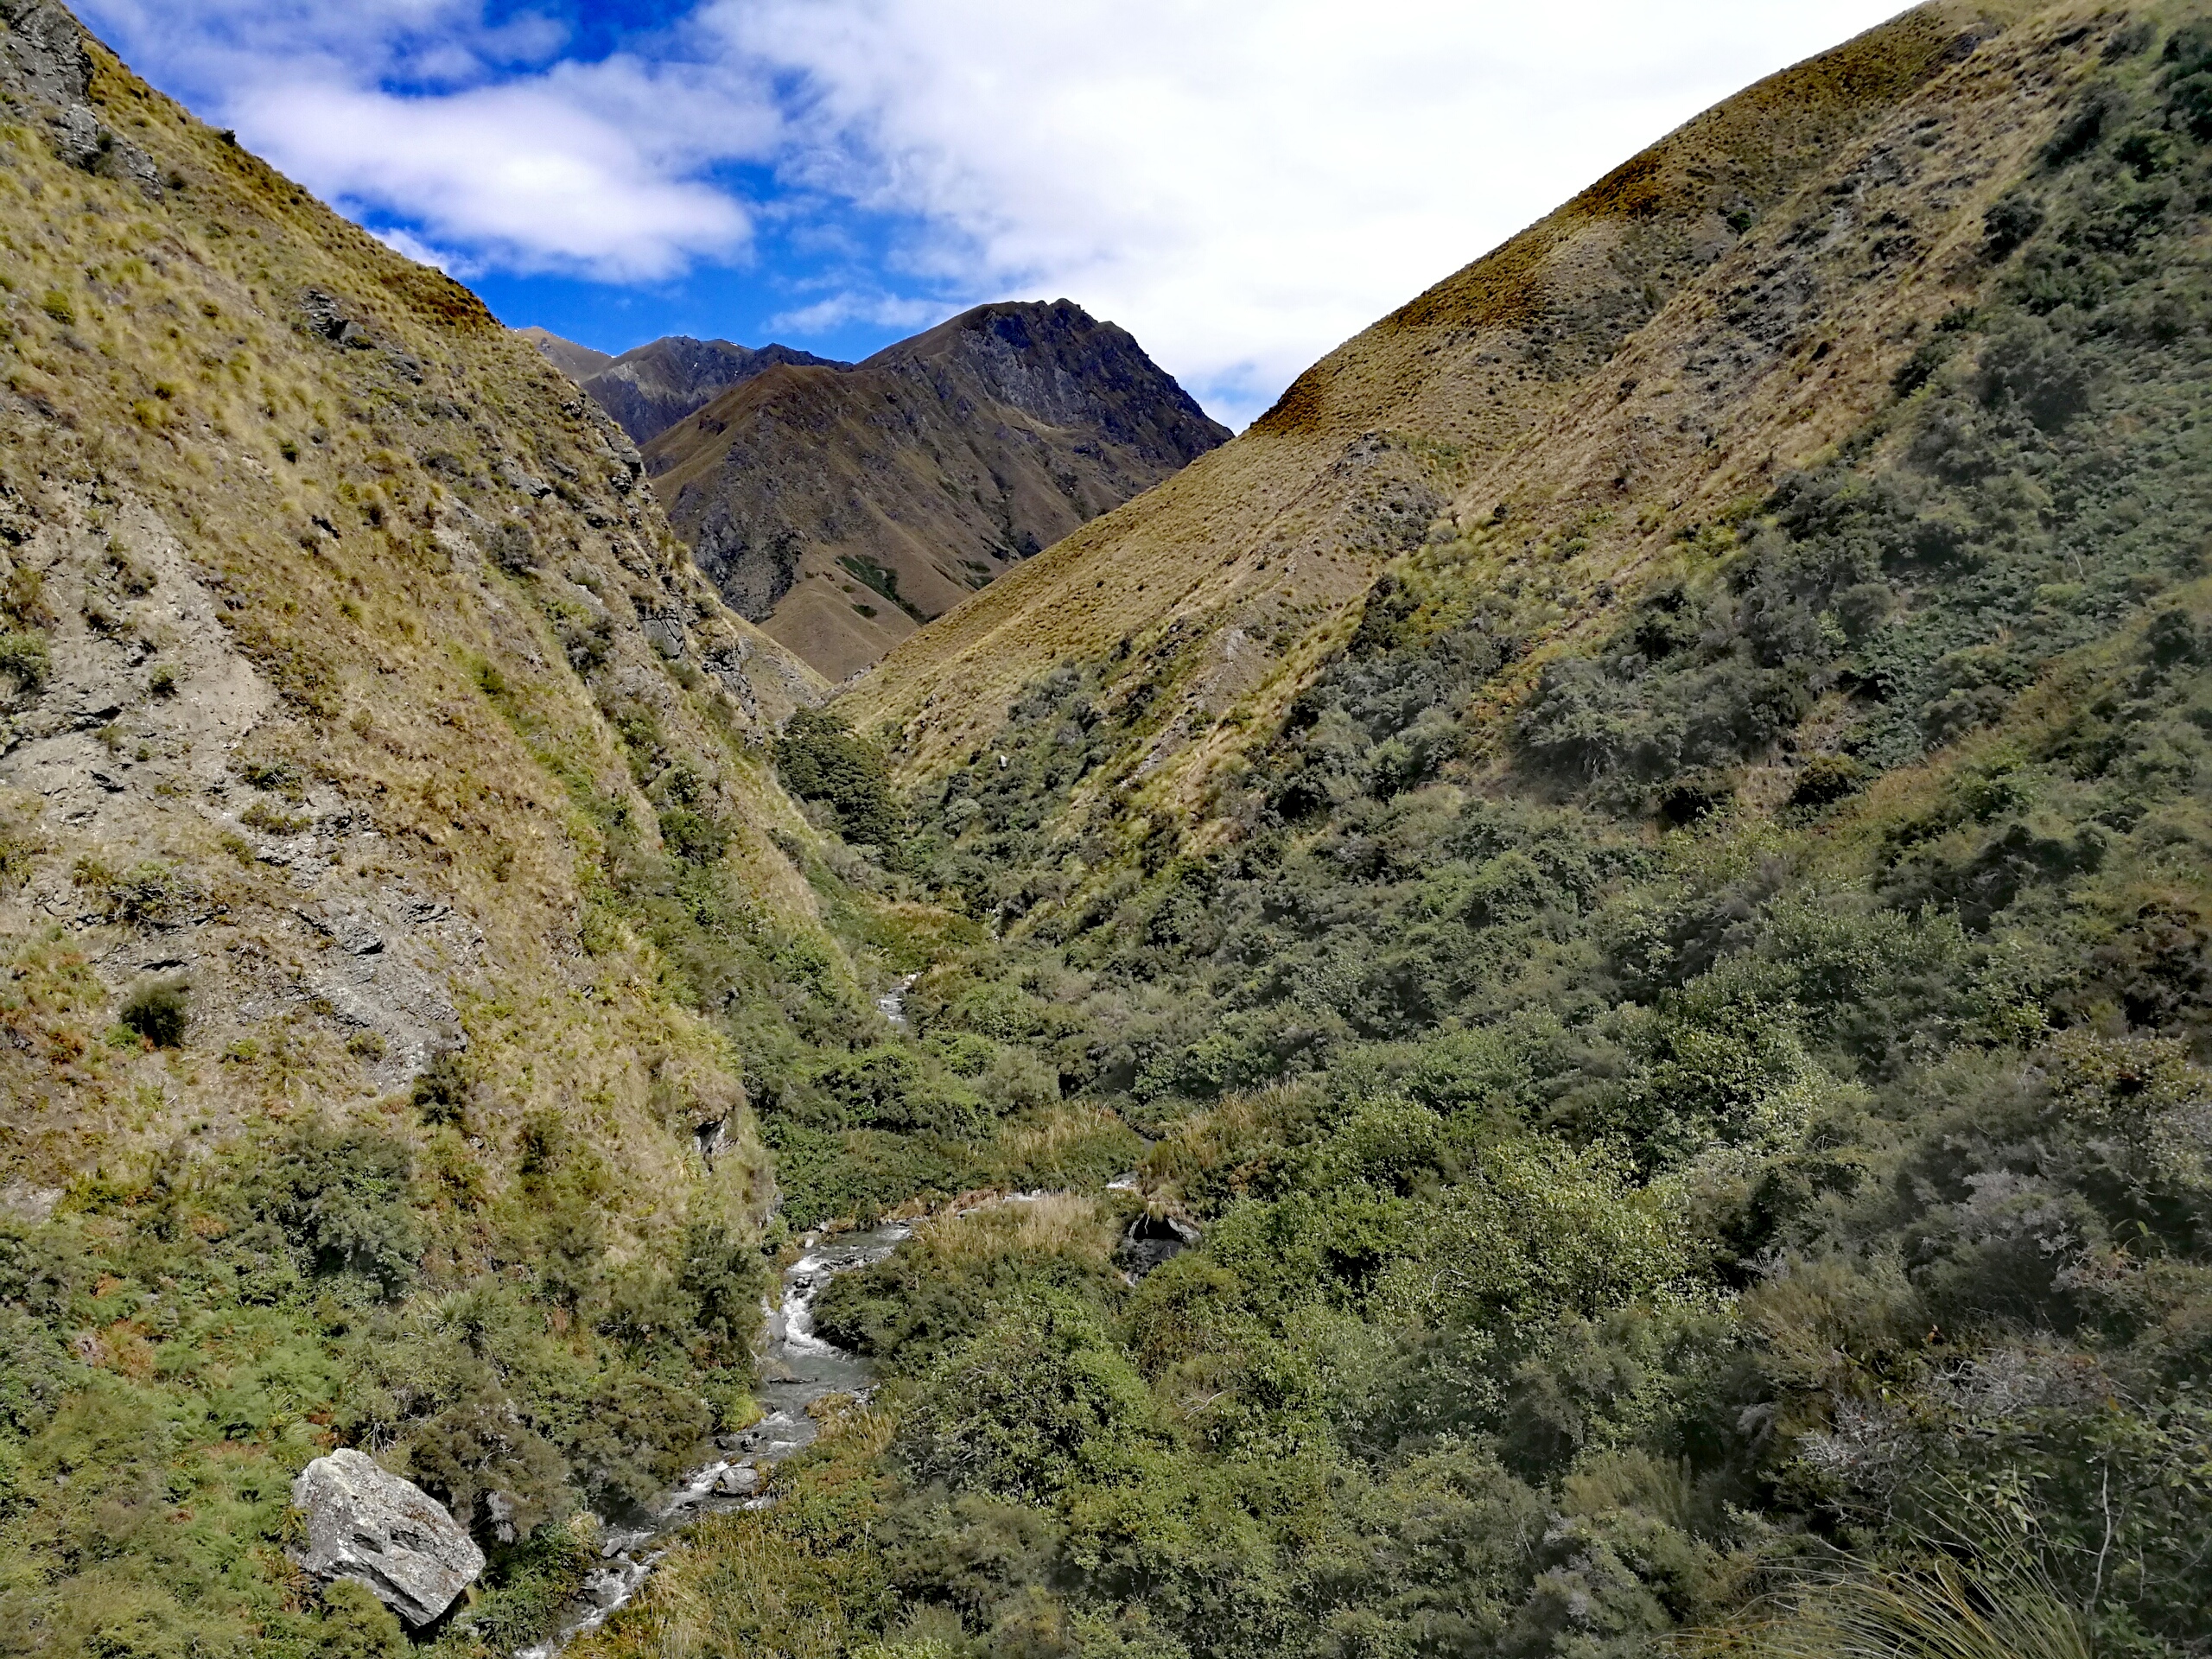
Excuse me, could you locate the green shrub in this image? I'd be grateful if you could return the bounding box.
[410,1049,470,1125]
[0,625,47,694]
[231,1120,420,1295]
[118,976,189,1046]
[774,708,901,848]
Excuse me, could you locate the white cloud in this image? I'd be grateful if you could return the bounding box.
[770,290,950,336]
[251,76,755,280]
[716,0,1918,421]
[82,0,1921,418]
[81,0,775,281]
[372,225,476,276]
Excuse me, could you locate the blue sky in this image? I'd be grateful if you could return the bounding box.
[78,0,1911,427]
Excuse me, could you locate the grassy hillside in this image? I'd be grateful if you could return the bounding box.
[843,0,2044,798]
[0,6,1085,1653]
[577,5,2212,1658]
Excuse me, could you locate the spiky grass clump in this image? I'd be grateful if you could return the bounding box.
[1694,1554,2092,1659]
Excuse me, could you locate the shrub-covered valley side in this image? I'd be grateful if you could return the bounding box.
[582,25,2212,1659]
[4,8,2212,1659]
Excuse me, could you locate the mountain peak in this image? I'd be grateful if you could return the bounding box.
[514,324,612,383]
[519,329,846,443]
[643,302,1229,681]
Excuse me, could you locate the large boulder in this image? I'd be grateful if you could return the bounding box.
[290,1448,485,1627]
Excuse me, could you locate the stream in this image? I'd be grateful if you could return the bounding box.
[518,972,928,1652]
[518,1220,913,1656]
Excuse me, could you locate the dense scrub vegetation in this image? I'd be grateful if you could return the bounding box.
[0,14,1142,1650]
[582,29,2212,1659]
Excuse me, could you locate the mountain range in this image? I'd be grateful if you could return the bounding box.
[518,328,843,445]
[528,302,1229,680]
[3,2,2210,1656]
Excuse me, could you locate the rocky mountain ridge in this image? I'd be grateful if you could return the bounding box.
[647,299,1231,681]
[527,329,846,445]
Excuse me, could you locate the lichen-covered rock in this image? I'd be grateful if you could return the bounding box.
[290,1449,485,1627]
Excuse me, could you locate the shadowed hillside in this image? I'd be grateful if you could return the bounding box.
[646,300,1231,681]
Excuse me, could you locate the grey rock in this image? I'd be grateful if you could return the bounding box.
[498,459,551,498]
[49,99,96,167]
[716,1462,761,1496]
[301,289,371,348]
[1116,1210,1202,1277]
[639,613,687,660]
[290,1448,484,1627]
[0,3,92,118]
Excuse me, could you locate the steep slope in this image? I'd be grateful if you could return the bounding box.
[0,3,887,1649]
[577,8,2212,1657]
[846,0,2048,799]
[517,322,613,383]
[647,300,1232,682]
[568,332,845,444]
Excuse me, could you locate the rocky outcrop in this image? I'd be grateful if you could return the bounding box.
[1,0,161,198]
[556,335,844,445]
[646,301,1231,680]
[291,1450,485,1627]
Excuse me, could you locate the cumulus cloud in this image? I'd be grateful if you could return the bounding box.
[80,0,1911,417]
[770,290,949,336]
[372,226,479,277]
[249,75,757,280]
[81,0,773,280]
[720,0,1912,416]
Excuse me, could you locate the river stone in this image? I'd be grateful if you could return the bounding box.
[1117,1211,1203,1277]
[290,1448,485,1626]
[716,1461,761,1496]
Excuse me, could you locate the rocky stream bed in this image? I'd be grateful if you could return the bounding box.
[518,1218,913,1655]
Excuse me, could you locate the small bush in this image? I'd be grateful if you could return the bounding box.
[1789,753,1868,809]
[412,1049,471,1125]
[0,626,48,695]
[1975,320,2094,429]
[118,978,189,1048]
[484,519,535,575]
[74,857,194,926]
[774,708,901,849]
[1984,192,2045,257]
[239,756,305,800]
[240,799,311,836]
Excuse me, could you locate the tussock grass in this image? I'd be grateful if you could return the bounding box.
[909,1192,1115,1268]
[1689,1554,2093,1659]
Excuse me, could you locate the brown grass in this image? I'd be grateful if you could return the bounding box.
[843,0,2123,861]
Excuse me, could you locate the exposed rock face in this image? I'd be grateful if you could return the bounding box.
[291,1450,486,1627]
[545,334,846,445]
[647,300,1231,681]
[1,0,159,197]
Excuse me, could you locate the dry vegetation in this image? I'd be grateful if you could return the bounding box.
[845,0,2068,829]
